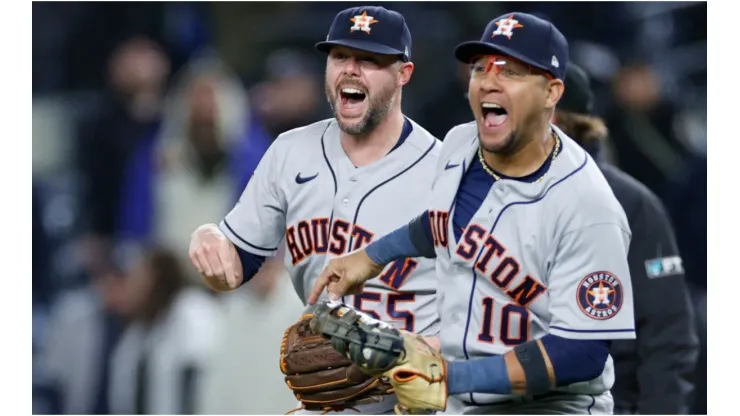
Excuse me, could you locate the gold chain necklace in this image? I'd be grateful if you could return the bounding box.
[478,132,561,183]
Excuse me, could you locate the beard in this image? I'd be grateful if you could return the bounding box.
[325,78,397,138]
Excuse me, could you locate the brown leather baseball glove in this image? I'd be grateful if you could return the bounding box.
[279,312,394,413]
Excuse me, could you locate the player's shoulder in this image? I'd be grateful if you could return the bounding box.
[443,121,477,144]
[406,117,443,158]
[262,118,335,166]
[440,121,477,157]
[272,118,335,148]
[553,132,630,233]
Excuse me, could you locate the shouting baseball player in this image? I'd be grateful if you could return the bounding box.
[188,6,442,414]
[308,12,635,415]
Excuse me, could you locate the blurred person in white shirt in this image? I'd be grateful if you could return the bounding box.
[151,53,250,258]
[116,51,275,281]
[107,244,224,414]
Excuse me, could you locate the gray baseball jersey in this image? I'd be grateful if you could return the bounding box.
[430,122,635,406]
[219,118,442,336]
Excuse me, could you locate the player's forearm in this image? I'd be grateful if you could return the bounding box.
[365,210,436,265]
[447,335,610,395]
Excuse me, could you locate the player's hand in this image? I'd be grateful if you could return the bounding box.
[423,335,441,351]
[189,223,243,291]
[307,249,384,304]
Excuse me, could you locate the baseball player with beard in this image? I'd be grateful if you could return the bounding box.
[308,12,636,415]
[188,6,442,414]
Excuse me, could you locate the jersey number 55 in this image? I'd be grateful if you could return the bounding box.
[352,291,416,333]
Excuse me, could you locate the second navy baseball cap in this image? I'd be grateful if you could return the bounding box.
[559,63,595,114]
[315,6,412,62]
[454,12,569,80]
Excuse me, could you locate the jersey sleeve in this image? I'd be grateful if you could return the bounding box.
[546,222,636,340]
[219,143,286,257]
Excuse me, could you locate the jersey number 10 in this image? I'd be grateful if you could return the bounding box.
[479,297,530,345]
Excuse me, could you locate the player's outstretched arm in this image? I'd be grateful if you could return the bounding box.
[189,223,244,291]
[307,210,436,304]
[446,335,610,396]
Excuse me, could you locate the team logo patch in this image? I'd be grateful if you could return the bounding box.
[576,271,623,320]
[492,15,524,39]
[350,11,378,34]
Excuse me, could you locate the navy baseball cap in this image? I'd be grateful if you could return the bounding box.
[315,6,412,62]
[454,12,568,80]
[559,63,595,114]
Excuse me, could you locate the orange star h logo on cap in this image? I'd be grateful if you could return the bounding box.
[350,11,379,34]
[492,15,523,39]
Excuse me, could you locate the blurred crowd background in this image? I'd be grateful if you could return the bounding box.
[32,2,707,415]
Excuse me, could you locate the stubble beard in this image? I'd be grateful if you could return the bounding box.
[326,80,397,138]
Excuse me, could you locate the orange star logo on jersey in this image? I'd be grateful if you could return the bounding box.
[492,15,524,39]
[588,281,614,307]
[350,11,379,34]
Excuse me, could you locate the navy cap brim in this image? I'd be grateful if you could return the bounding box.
[316,39,409,62]
[454,41,551,77]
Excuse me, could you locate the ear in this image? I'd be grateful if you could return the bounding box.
[544,79,565,110]
[398,62,415,87]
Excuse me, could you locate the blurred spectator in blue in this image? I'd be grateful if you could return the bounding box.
[117,52,252,262]
[107,245,224,414]
[164,2,213,74]
[75,36,170,276]
[33,184,52,311]
[248,48,326,139]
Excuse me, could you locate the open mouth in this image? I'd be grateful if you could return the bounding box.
[340,87,367,107]
[481,102,508,128]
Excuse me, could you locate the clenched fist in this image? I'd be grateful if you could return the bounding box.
[189,224,243,291]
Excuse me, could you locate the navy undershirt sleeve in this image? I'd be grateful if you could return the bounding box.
[234,246,267,286]
[452,157,495,243]
[447,335,610,395]
[539,335,611,386]
[365,211,436,265]
[410,211,436,257]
